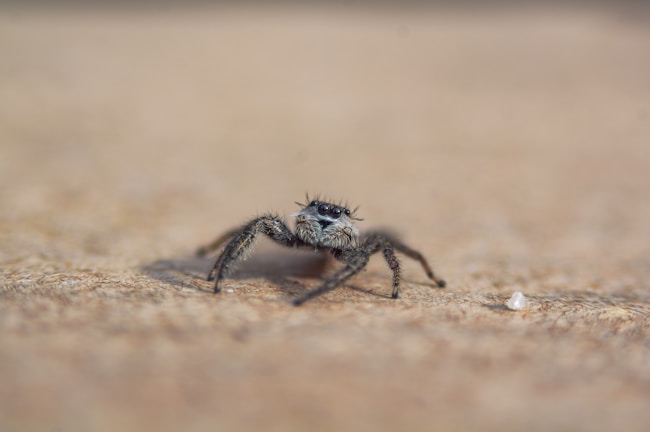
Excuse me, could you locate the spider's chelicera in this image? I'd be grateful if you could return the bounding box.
[197,196,446,305]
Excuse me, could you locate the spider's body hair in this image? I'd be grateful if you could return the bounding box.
[198,196,446,305]
[293,203,359,250]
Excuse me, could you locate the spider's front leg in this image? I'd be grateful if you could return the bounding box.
[292,249,369,306]
[363,231,446,298]
[365,231,446,287]
[362,233,402,298]
[205,215,297,293]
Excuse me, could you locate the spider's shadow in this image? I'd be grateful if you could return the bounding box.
[140,245,335,296]
[140,241,439,300]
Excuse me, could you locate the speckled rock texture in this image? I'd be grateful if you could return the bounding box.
[1,5,649,432]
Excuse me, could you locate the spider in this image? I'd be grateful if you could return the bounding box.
[197,196,446,305]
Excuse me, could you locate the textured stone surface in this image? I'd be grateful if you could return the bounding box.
[1,5,649,432]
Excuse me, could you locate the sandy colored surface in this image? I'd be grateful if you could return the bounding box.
[1,5,649,432]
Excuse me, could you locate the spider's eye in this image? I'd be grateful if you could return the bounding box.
[317,203,330,215]
[331,207,342,218]
[310,200,319,207]
[344,209,351,216]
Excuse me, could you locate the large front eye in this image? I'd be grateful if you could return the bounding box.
[310,200,319,207]
[330,206,342,219]
[318,203,330,215]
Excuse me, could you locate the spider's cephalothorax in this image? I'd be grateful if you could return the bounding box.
[293,200,360,250]
[197,196,446,306]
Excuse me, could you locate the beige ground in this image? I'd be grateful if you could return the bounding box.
[1,5,649,432]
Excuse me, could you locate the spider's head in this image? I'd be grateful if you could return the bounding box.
[303,200,354,227]
[292,197,361,250]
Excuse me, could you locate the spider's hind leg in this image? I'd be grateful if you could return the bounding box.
[207,215,296,293]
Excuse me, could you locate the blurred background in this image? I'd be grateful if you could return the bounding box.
[1,2,649,267]
[1,2,649,431]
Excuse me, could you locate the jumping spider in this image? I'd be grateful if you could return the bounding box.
[197,196,446,305]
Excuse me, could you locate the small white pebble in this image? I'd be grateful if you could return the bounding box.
[226,288,235,294]
[507,291,527,310]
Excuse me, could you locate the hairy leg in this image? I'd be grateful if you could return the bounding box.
[207,215,296,293]
[384,246,401,298]
[364,230,446,288]
[292,249,369,306]
[293,233,414,305]
[362,233,402,298]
